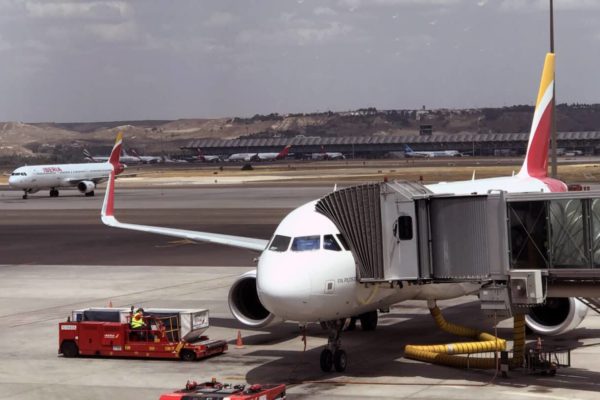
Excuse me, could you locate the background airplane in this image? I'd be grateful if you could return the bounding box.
[129,149,161,164]
[311,146,345,160]
[83,147,141,165]
[10,133,125,199]
[100,53,574,373]
[226,145,291,162]
[404,144,461,158]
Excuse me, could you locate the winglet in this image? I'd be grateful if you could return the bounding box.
[101,170,116,222]
[518,53,555,178]
[108,132,123,168]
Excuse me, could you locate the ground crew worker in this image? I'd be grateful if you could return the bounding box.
[130,308,146,339]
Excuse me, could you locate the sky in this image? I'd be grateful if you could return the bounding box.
[0,0,599,122]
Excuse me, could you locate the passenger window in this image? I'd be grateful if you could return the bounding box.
[323,234,341,251]
[268,235,291,252]
[291,235,321,251]
[336,234,350,251]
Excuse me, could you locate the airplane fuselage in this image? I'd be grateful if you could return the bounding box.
[9,163,114,191]
[255,174,567,323]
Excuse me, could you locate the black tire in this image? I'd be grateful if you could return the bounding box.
[320,349,333,372]
[85,191,95,197]
[61,341,79,358]
[22,194,27,200]
[180,349,196,361]
[359,311,378,331]
[333,349,347,372]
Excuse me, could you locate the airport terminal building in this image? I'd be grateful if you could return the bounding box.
[182,131,600,158]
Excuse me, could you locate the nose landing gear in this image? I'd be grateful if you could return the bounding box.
[320,320,347,372]
[49,189,59,197]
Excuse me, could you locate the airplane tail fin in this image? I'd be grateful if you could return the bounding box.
[518,53,555,178]
[277,144,292,159]
[108,132,123,172]
[83,148,96,162]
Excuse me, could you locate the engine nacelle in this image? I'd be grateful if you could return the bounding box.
[228,270,278,328]
[77,181,95,194]
[526,297,588,336]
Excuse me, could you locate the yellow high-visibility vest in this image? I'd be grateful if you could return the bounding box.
[131,313,145,329]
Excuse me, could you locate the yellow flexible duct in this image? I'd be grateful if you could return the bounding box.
[404,305,525,370]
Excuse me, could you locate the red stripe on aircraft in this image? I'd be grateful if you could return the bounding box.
[526,102,553,178]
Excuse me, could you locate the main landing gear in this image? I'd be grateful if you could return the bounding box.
[320,320,347,372]
[22,191,28,200]
[49,189,59,197]
[85,191,95,197]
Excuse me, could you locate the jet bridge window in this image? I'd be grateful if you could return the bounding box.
[268,235,291,252]
[323,234,342,251]
[291,235,321,251]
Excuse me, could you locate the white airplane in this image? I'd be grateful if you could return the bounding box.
[129,149,162,164]
[311,146,345,160]
[404,145,461,158]
[101,53,583,372]
[83,147,141,165]
[226,145,291,162]
[10,133,125,199]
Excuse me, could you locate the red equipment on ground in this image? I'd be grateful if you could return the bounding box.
[58,307,227,361]
[159,380,286,400]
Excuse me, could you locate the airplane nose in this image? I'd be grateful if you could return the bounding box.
[256,261,311,318]
[8,176,17,187]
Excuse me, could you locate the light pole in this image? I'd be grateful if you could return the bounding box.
[550,0,557,178]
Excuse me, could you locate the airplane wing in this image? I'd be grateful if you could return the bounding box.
[100,170,269,251]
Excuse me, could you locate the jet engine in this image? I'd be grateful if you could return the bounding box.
[77,181,95,194]
[526,297,588,336]
[228,270,277,328]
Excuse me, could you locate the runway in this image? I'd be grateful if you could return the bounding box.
[3,183,600,399]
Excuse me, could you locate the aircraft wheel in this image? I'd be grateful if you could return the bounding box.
[22,194,28,200]
[85,191,95,197]
[61,341,79,358]
[320,349,333,372]
[359,311,378,331]
[333,349,347,372]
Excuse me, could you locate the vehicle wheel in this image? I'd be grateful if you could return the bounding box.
[333,349,347,372]
[180,349,196,361]
[22,194,27,200]
[85,191,94,197]
[359,311,378,331]
[320,349,333,372]
[61,341,79,358]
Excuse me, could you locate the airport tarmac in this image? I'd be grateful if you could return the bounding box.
[3,184,600,399]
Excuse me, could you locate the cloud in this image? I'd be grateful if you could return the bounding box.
[314,6,337,16]
[204,11,238,27]
[500,0,600,11]
[237,20,353,47]
[86,21,138,43]
[25,1,131,20]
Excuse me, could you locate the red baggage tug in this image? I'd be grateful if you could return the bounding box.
[159,380,286,400]
[59,307,227,361]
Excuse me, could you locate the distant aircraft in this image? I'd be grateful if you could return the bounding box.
[83,147,141,165]
[226,145,291,162]
[404,145,461,158]
[101,53,577,373]
[311,146,345,160]
[10,133,125,199]
[129,149,161,164]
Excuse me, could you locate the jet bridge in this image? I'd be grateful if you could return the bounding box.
[316,182,600,316]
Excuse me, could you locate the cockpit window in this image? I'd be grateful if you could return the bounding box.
[291,235,320,251]
[336,234,350,251]
[323,234,341,251]
[11,172,26,176]
[268,235,291,252]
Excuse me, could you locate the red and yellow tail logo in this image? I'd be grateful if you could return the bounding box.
[108,132,123,171]
[518,53,554,178]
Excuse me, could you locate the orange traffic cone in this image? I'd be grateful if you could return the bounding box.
[235,330,245,349]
